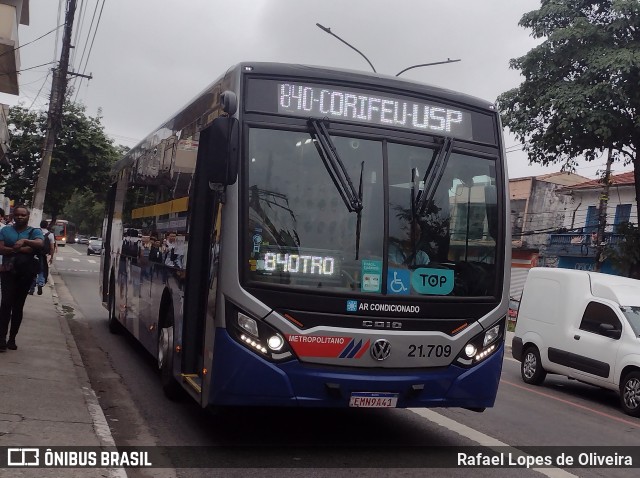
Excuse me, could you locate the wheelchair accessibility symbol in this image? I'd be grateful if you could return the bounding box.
[387,269,410,295]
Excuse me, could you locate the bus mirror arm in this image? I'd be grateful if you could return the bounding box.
[198,116,240,186]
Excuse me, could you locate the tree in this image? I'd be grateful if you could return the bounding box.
[61,190,106,236]
[497,0,640,211]
[605,222,640,278]
[2,102,121,219]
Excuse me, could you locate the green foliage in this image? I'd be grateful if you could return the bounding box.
[497,0,640,205]
[61,189,105,236]
[2,102,121,218]
[605,222,640,278]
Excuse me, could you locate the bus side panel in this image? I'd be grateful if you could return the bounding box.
[208,328,503,408]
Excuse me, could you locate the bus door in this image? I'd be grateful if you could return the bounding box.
[101,183,117,304]
[178,115,238,404]
[180,142,225,403]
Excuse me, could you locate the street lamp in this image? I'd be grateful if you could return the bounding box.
[316,23,377,73]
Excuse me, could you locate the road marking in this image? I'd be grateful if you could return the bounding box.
[88,259,97,263]
[410,409,578,477]
[71,258,80,262]
[57,269,98,273]
[502,379,640,427]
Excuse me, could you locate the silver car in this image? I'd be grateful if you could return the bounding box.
[87,239,103,256]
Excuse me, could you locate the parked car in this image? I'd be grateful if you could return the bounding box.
[87,239,103,256]
[512,268,640,417]
[76,235,89,245]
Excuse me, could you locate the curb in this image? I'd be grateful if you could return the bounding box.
[49,271,127,478]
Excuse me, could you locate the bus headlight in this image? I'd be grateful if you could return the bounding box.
[464,344,477,358]
[267,334,285,351]
[238,313,259,337]
[228,304,293,362]
[483,323,500,347]
[454,318,505,367]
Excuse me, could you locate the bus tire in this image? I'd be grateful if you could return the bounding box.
[158,307,182,401]
[521,346,546,385]
[107,282,121,334]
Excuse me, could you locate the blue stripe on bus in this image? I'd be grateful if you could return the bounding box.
[347,339,363,358]
[339,339,356,358]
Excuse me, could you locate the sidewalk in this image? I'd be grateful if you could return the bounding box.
[505,330,515,356]
[0,272,124,477]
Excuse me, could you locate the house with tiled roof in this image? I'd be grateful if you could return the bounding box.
[508,171,590,299]
[543,171,638,274]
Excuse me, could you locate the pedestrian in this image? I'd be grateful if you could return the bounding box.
[0,208,5,303]
[0,208,6,270]
[0,205,44,351]
[29,220,55,295]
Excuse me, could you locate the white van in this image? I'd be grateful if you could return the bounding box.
[512,268,640,417]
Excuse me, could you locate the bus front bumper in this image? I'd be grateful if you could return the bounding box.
[209,329,504,409]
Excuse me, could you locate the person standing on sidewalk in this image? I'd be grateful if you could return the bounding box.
[0,206,44,351]
[0,208,5,303]
[29,220,55,295]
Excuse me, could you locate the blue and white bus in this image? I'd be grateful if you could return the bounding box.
[100,62,510,411]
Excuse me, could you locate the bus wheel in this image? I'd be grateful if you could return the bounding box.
[620,371,640,417]
[158,310,182,401]
[107,285,121,334]
[521,346,546,385]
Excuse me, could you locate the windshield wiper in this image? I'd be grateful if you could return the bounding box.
[308,118,364,260]
[308,119,363,213]
[355,161,364,259]
[414,137,454,216]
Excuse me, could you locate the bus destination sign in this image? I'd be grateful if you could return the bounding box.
[277,82,474,139]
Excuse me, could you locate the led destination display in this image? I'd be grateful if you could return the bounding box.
[266,81,474,140]
[246,78,499,142]
[260,252,336,275]
[254,247,340,277]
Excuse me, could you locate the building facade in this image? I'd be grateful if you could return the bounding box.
[509,172,589,299]
[0,0,30,211]
[0,0,30,95]
[545,171,638,274]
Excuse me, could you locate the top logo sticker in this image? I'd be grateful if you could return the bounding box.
[411,268,454,295]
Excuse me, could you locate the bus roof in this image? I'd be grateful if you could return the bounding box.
[113,62,498,176]
[237,62,496,110]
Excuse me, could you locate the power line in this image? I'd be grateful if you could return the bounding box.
[28,70,53,111]
[53,0,65,62]
[71,0,100,94]
[74,0,106,103]
[0,61,57,77]
[0,24,64,59]
[70,0,90,67]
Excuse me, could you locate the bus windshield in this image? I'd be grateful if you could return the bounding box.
[246,127,499,297]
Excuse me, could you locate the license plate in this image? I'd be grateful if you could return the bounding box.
[349,392,398,408]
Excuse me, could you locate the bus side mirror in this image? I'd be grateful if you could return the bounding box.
[198,116,239,185]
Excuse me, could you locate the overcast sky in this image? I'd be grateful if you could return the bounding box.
[1,0,629,180]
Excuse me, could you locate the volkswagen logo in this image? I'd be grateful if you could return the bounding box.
[370,339,391,361]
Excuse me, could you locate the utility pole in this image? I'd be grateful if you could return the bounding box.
[594,148,613,272]
[30,0,77,227]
